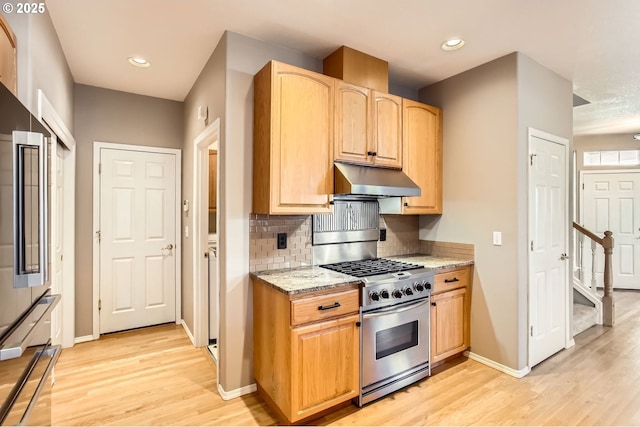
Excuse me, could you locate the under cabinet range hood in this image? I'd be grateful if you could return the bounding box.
[334,162,421,198]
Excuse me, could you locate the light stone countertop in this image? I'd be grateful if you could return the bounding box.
[250,266,362,296]
[251,255,474,296]
[386,254,474,271]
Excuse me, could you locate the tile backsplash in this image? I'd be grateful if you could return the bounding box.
[249,215,312,272]
[420,240,475,259]
[249,213,424,272]
[377,215,421,258]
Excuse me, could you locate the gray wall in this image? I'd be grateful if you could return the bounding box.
[182,30,321,393]
[3,11,74,130]
[419,52,572,371]
[73,84,184,337]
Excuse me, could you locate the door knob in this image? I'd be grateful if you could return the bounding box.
[162,243,174,250]
[560,253,569,260]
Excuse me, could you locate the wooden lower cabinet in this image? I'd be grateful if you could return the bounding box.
[253,279,360,424]
[430,266,471,364]
[291,315,359,417]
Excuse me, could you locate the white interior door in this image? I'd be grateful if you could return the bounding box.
[529,133,568,368]
[582,172,640,289]
[99,148,177,334]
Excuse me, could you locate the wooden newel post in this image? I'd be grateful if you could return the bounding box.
[602,230,615,327]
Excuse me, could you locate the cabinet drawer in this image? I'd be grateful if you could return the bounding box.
[291,289,359,326]
[433,267,469,294]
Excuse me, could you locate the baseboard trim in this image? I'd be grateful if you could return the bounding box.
[181,320,196,346]
[74,335,95,344]
[465,351,531,378]
[217,382,257,401]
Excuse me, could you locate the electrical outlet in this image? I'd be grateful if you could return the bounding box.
[380,229,387,242]
[277,233,287,249]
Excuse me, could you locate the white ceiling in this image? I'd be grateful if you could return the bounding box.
[46,0,640,136]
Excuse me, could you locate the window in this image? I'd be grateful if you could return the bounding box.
[583,150,640,166]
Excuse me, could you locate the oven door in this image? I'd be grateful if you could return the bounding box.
[361,297,430,388]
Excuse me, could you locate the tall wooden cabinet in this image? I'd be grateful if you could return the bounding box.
[0,14,17,95]
[430,266,471,364]
[402,99,443,214]
[253,279,360,424]
[253,61,334,214]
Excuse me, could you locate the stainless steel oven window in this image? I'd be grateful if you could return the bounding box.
[13,131,47,288]
[375,320,419,359]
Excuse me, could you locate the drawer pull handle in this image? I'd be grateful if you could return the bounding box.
[444,278,459,283]
[318,301,341,311]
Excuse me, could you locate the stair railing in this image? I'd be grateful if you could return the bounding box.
[572,222,615,326]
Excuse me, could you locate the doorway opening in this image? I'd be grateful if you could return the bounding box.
[192,118,220,367]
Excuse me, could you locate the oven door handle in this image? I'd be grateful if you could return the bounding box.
[362,298,430,319]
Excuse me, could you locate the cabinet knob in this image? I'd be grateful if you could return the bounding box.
[431,302,437,307]
[367,151,377,157]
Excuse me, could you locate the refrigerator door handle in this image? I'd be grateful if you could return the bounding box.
[0,294,60,361]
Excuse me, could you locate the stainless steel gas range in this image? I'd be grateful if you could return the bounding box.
[313,200,433,406]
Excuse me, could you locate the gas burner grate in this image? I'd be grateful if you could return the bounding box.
[320,258,422,277]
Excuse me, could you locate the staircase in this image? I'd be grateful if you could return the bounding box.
[572,289,599,335]
[572,222,615,334]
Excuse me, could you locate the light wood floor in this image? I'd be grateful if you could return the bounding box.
[52,290,640,426]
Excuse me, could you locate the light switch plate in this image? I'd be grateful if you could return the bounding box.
[493,231,502,246]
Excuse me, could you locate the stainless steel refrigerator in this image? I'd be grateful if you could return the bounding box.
[0,83,61,426]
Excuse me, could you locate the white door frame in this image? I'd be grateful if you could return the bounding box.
[527,128,573,369]
[37,90,77,349]
[92,142,182,340]
[191,118,220,348]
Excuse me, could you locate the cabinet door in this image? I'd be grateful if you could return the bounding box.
[372,92,402,168]
[208,151,217,211]
[254,61,334,214]
[0,15,17,95]
[431,287,467,363]
[290,314,359,421]
[402,99,442,214]
[334,81,372,164]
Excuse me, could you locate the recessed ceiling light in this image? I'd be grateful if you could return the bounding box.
[633,133,640,141]
[128,57,150,68]
[441,39,465,51]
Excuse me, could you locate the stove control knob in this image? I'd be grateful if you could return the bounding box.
[424,281,432,291]
[369,291,380,302]
[404,287,414,296]
[380,289,390,299]
[415,282,425,292]
[392,289,403,299]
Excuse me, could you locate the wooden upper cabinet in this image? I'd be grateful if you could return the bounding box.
[334,81,372,164]
[0,14,17,96]
[253,61,334,214]
[372,92,403,168]
[402,99,443,214]
[208,151,217,211]
[334,83,402,169]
